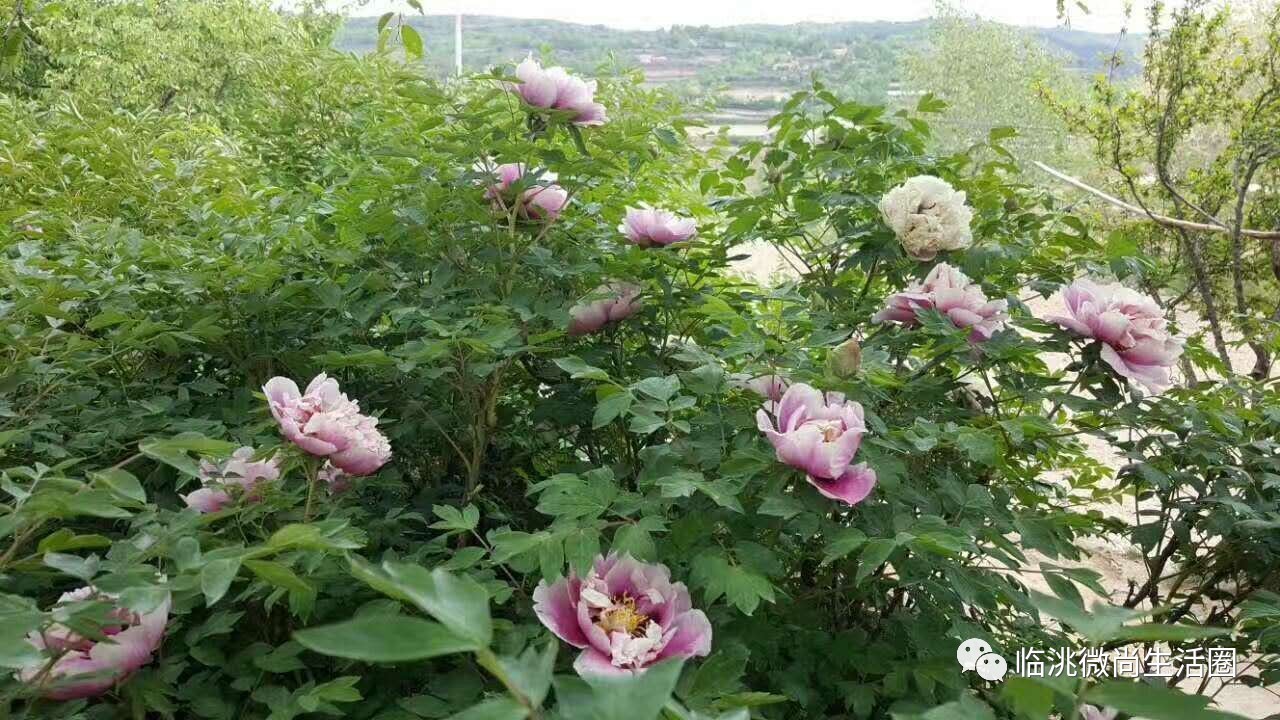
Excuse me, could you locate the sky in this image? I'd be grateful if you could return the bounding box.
[334,0,1144,33]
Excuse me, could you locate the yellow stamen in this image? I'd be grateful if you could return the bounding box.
[596,596,649,636]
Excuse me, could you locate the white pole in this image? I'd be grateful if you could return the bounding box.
[454,14,462,76]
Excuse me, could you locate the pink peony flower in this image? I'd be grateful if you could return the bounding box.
[730,373,789,403]
[1047,280,1184,394]
[486,163,569,221]
[19,587,170,700]
[872,262,1008,343]
[182,446,281,513]
[510,57,608,126]
[533,553,711,676]
[756,383,877,506]
[1080,706,1118,720]
[263,374,392,476]
[568,283,642,336]
[619,207,697,248]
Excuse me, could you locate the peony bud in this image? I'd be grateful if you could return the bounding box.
[828,339,862,378]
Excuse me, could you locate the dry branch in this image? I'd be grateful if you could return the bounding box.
[1032,161,1280,240]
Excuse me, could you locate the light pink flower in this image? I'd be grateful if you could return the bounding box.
[619,207,697,248]
[878,175,973,261]
[1080,706,1118,720]
[872,262,1008,343]
[511,57,608,126]
[730,373,789,403]
[568,283,642,336]
[486,163,569,221]
[1047,280,1184,394]
[19,587,170,700]
[533,553,711,676]
[756,383,877,506]
[182,447,280,513]
[263,374,392,475]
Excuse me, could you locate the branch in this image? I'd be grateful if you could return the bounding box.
[1032,161,1280,240]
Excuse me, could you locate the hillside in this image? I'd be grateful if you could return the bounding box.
[334,14,1143,100]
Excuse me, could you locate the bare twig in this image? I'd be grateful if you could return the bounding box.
[1032,161,1280,240]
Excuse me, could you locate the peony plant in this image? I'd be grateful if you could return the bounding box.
[2,12,1267,720]
[182,446,280,513]
[756,383,878,506]
[1048,279,1184,393]
[873,262,1008,343]
[264,373,391,476]
[567,283,643,336]
[878,175,974,260]
[18,588,170,700]
[533,553,712,676]
[509,57,608,126]
[619,206,697,248]
[486,162,570,221]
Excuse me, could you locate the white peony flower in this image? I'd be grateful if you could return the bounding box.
[878,175,974,261]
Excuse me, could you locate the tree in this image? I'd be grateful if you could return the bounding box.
[1048,0,1280,378]
[902,3,1092,173]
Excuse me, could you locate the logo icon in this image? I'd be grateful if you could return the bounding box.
[956,638,992,672]
[958,638,1007,682]
[975,651,1008,682]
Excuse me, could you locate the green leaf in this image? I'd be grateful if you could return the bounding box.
[821,528,867,565]
[446,698,528,720]
[44,552,99,581]
[201,557,242,606]
[892,694,994,720]
[1110,623,1232,642]
[37,530,111,554]
[757,494,805,520]
[611,523,655,560]
[679,647,746,709]
[401,24,424,59]
[490,642,556,707]
[267,521,365,551]
[631,375,680,402]
[1084,681,1251,720]
[139,433,237,478]
[90,468,146,504]
[692,554,775,616]
[377,562,494,646]
[244,559,314,596]
[1001,675,1055,719]
[1026,591,1144,643]
[63,490,133,519]
[856,538,898,584]
[592,390,633,428]
[0,606,43,669]
[557,658,685,720]
[554,356,610,382]
[295,616,479,662]
[431,504,480,532]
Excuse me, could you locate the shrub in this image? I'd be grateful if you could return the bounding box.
[1,2,1277,719]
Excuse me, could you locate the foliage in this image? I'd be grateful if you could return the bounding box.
[900,6,1092,174]
[1046,0,1280,378]
[1,1,1277,719]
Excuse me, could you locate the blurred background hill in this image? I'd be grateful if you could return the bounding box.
[335,14,1143,153]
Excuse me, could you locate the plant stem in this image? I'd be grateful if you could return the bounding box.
[302,459,320,522]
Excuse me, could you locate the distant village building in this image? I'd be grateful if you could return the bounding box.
[886,81,923,99]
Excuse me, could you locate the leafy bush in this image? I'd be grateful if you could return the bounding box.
[1,2,1277,719]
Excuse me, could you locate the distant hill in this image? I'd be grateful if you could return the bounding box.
[333,14,1142,121]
